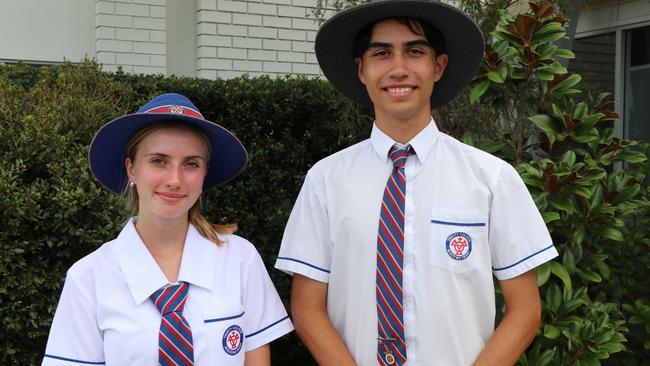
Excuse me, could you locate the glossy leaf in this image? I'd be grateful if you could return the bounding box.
[544,324,561,339]
[550,260,573,293]
[470,80,490,103]
[530,114,562,134]
[555,48,575,59]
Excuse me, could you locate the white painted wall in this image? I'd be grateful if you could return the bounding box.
[576,0,650,36]
[0,0,95,63]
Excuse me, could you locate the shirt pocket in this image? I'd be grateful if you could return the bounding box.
[202,304,246,365]
[430,209,488,273]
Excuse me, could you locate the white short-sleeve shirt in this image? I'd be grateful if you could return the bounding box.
[43,219,293,365]
[275,120,557,366]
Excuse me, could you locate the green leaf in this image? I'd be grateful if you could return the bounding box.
[560,150,577,166]
[529,114,562,134]
[534,68,556,81]
[534,29,566,43]
[573,127,599,143]
[577,269,602,283]
[470,80,490,103]
[550,103,564,120]
[478,140,507,154]
[461,131,476,146]
[561,298,587,313]
[599,227,624,242]
[511,68,528,79]
[550,62,568,74]
[616,150,647,163]
[546,283,562,310]
[550,198,576,214]
[542,211,560,224]
[493,40,509,55]
[487,70,505,83]
[612,185,641,204]
[555,48,576,59]
[534,349,556,366]
[573,102,588,120]
[594,260,611,280]
[551,74,582,92]
[562,249,576,275]
[573,185,592,199]
[538,44,558,59]
[549,260,573,293]
[572,226,586,245]
[536,262,551,286]
[544,324,561,339]
[535,21,565,36]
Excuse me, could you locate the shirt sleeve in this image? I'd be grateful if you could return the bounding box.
[489,163,558,280]
[241,244,294,352]
[274,170,332,282]
[42,267,104,366]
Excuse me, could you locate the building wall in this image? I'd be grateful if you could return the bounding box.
[95,0,168,75]
[194,0,322,79]
[0,0,95,64]
[0,0,324,78]
[576,0,650,36]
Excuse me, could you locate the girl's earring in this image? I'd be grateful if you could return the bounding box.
[129,181,135,188]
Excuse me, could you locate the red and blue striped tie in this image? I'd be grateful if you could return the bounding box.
[151,282,194,366]
[377,145,413,366]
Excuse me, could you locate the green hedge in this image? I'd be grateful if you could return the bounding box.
[0,61,373,365]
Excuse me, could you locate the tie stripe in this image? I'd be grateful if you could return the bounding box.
[376,145,413,366]
[151,282,194,366]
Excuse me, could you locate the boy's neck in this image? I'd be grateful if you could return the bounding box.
[374,108,431,144]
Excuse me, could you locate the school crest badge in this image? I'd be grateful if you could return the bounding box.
[446,232,472,260]
[222,325,243,355]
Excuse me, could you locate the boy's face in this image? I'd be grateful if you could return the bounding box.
[356,19,448,122]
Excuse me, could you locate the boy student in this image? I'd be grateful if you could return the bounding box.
[275,1,558,365]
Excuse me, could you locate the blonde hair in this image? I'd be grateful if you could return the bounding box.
[124,121,237,245]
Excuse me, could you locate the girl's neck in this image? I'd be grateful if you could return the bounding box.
[134,213,189,282]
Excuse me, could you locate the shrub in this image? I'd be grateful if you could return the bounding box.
[0,61,372,365]
[470,2,649,364]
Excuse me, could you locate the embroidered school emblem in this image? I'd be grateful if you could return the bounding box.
[169,105,184,114]
[222,325,243,355]
[446,232,472,260]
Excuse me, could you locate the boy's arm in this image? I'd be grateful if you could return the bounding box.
[473,270,542,366]
[291,274,357,366]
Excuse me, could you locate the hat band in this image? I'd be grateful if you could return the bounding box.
[143,105,204,119]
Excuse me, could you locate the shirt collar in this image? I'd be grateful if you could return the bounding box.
[370,117,439,164]
[114,218,214,305]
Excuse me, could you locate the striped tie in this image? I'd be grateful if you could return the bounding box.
[376,145,413,366]
[151,282,194,366]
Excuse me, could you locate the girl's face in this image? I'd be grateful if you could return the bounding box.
[125,126,208,224]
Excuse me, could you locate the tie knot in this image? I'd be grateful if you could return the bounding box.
[389,145,414,169]
[151,282,189,315]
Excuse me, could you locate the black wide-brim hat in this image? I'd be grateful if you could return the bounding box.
[89,93,248,195]
[315,0,484,109]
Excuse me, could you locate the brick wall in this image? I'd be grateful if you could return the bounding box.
[95,0,167,74]
[195,0,322,79]
[94,0,323,79]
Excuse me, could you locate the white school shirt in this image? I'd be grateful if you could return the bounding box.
[43,218,293,366]
[275,120,558,366]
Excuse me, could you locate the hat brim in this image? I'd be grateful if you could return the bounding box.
[89,113,248,195]
[315,0,484,109]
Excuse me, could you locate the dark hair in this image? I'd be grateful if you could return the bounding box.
[353,17,447,58]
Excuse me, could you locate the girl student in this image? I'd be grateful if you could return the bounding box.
[43,93,293,366]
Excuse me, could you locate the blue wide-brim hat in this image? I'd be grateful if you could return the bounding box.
[315,0,484,109]
[89,93,248,194]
